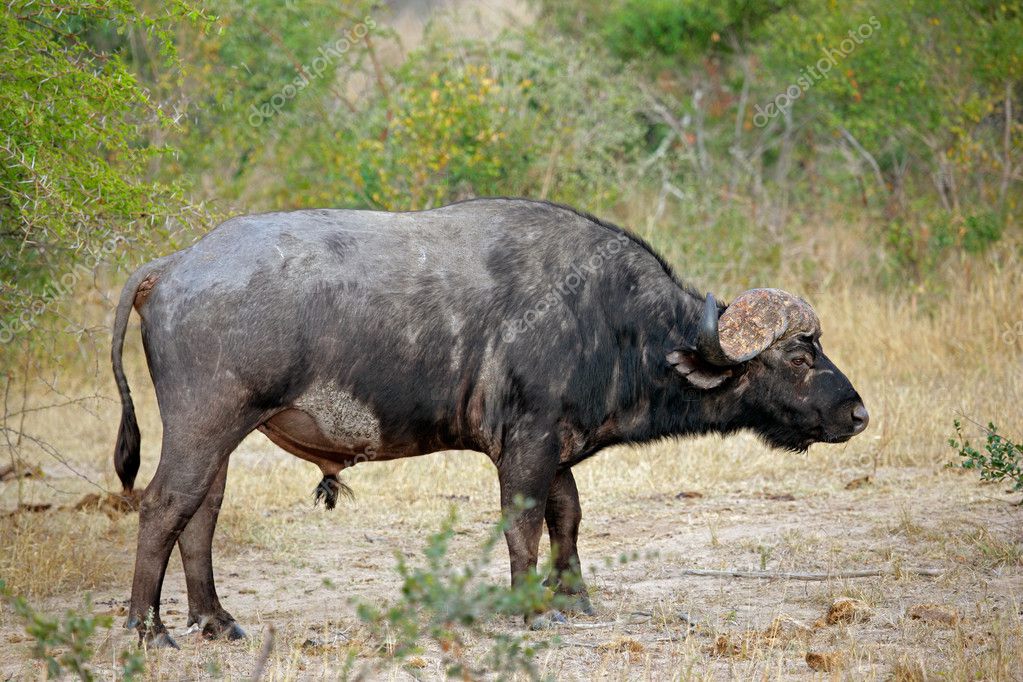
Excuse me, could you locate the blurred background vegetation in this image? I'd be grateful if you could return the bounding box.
[0,0,1020,376]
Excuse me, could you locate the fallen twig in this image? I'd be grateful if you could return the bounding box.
[677,568,943,580]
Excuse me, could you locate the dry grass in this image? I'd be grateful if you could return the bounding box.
[1,199,1022,679]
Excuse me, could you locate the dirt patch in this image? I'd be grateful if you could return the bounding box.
[2,459,1021,680]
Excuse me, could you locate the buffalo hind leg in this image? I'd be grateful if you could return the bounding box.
[126,420,253,647]
[544,468,593,615]
[177,457,244,640]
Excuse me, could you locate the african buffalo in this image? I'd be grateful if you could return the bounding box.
[111,198,867,646]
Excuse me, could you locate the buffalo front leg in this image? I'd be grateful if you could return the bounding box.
[544,468,593,615]
[496,431,560,628]
[177,457,244,640]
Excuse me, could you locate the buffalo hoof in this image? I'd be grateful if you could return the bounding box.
[220,621,247,641]
[147,631,180,649]
[529,609,567,631]
[559,591,595,616]
[125,615,179,649]
[189,612,246,641]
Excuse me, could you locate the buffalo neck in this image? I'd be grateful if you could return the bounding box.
[598,283,747,447]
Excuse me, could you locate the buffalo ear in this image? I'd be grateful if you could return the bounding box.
[666,349,733,389]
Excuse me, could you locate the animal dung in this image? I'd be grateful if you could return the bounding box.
[597,637,645,654]
[72,491,140,518]
[711,633,753,658]
[826,597,872,625]
[806,650,845,672]
[761,615,813,644]
[844,475,873,489]
[907,604,961,627]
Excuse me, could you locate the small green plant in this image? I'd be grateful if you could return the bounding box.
[0,579,144,680]
[757,544,773,571]
[949,420,1023,500]
[355,502,560,680]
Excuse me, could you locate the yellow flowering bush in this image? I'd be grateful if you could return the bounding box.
[353,64,513,210]
[271,31,645,213]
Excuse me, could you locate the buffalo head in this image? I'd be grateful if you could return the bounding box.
[669,288,868,451]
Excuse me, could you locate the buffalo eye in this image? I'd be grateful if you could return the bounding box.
[790,356,811,368]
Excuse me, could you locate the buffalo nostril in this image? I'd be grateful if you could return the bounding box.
[851,403,869,433]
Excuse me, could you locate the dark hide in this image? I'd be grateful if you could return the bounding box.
[110,198,867,644]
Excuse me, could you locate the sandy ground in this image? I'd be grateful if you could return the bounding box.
[2,436,1021,680]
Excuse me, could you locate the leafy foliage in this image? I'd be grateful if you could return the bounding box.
[950,420,1023,497]
[333,62,516,209]
[543,0,790,60]
[355,504,558,680]
[0,579,144,680]
[537,0,1021,288]
[247,28,646,211]
[165,0,382,188]
[0,0,207,350]
[600,0,790,63]
[2,0,1019,347]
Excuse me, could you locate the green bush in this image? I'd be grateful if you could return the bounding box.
[0,2,207,351]
[949,420,1023,498]
[601,0,789,63]
[962,211,1003,254]
[880,208,1005,286]
[337,61,520,210]
[166,0,381,187]
[538,0,1020,292]
[249,29,646,212]
[545,0,791,64]
[603,0,712,61]
[0,580,144,680]
[354,505,559,680]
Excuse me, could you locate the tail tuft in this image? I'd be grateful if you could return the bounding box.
[114,400,141,492]
[111,263,153,494]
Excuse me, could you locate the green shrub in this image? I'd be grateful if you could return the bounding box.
[341,62,517,210]
[949,420,1023,498]
[0,2,207,351]
[962,211,1003,254]
[545,0,791,64]
[167,0,382,186]
[0,580,144,680]
[878,207,1005,288]
[257,29,646,212]
[354,504,559,680]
